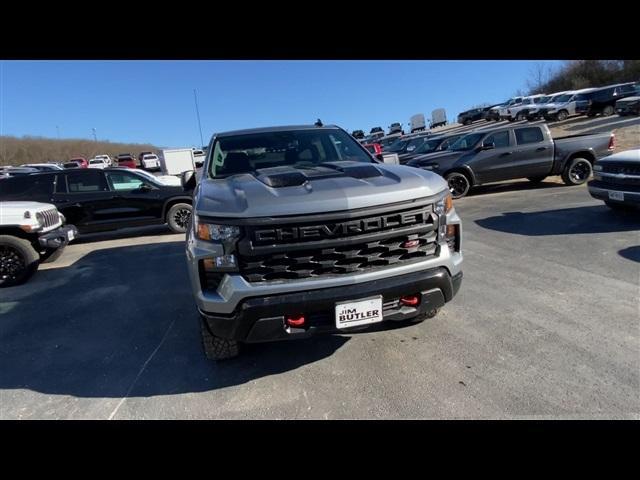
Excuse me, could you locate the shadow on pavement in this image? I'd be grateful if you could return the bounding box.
[475,204,640,236]
[618,246,640,263]
[0,241,348,400]
[73,225,177,244]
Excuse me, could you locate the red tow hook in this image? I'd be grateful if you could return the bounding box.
[286,315,306,327]
[400,295,420,307]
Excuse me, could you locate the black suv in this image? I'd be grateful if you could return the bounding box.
[576,82,638,117]
[351,129,365,139]
[388,122,403,134]
[0,168,194,234]
[457,108,485,125]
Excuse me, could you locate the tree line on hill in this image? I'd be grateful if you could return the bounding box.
[0,136,161,167]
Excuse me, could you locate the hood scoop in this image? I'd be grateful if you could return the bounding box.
[254,161,383,188]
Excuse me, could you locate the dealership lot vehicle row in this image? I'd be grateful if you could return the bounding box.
[1,183,638,419]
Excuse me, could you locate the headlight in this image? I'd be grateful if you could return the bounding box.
[593,164,603,172]
[434,192,453,215]
[196,221,241,241]
[35,212,44,228]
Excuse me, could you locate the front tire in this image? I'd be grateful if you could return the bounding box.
[561,157,592,186]
[166,203,192,233]
[200,317,240,361]
[0,236,40,288]
[602,105,615,116]
[556,110,569,122]
[446,172,471,199]
[516,112,525,121]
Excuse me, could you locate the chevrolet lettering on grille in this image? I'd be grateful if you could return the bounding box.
[254,208,432,243]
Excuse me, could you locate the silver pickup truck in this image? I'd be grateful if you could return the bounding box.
[184,124,463,360]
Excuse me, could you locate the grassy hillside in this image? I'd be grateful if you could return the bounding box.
[0,136,162,166]
[528,60,640,94]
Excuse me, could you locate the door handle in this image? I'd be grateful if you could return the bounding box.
[500,152,514,156]
[536,147,548,151]
[72,203,82,208]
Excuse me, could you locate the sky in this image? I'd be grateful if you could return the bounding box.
[0,60,562,148]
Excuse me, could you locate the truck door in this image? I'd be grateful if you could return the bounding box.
[469,130,515,183]
[513,126,553,178]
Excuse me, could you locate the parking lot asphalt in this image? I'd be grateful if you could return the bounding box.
[1,180,638,419]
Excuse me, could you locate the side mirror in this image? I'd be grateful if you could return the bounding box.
[181,170,197,189]
[139,183,153,192]
[481,142,495,151]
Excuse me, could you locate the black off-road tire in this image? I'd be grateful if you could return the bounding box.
[562,157,593,186]
[0,236,40,288]
[602,105,615,117]
[409,308,440,324]
[446,172,472,199]
[200,317,240,361]
[527,176,547,184]
[166,203,192,234]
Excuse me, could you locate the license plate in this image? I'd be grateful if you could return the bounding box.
[67,230,75,241]
[608,191,624,201]
[335,296,383,329]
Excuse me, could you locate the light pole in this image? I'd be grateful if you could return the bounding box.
[193,89,204,148]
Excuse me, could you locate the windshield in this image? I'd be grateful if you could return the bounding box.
[133,169,163,185]
[89,160,102,164]
[534,96,550,103]
[552,94,573,103]
[208,128,373,178]
[449,133,484,151]
[386,138,408,152]
[412,139,442,155]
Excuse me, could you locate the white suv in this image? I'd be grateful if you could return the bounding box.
[141,154,161,170]
[0,202,77,287]
[499,94,548,121]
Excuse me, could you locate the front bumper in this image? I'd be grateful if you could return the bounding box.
[38,225,78,249]
[200,267,463,342]
[588,182,640,206]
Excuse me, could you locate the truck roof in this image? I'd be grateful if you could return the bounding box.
[216,124,340,138]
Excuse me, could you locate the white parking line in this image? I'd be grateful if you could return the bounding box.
[107,318,176,420]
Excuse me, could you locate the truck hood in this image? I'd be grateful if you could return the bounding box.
[0,201,56,211]
[617,96,640,104]
[406,149,463,166]
[195,161,448,218]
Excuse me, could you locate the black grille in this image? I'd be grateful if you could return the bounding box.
[239,230,438,282]
[601,162,640,176]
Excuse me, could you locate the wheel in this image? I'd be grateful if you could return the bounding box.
[561,157,592,186]
[200,317,239,361]
[445,172,471,199]
[602,105,615,116]
[527,176,547,184]
[556,110,568,122]
[409,308,440,324]
[166,203,192,233]
[516,112,525,121]
[604,201,634,211]
[463,119,472,126]
[0,236,40,288]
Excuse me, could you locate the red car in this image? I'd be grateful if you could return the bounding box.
[116,154,137,169]
[363,143,384,161]
[69,157,89,168]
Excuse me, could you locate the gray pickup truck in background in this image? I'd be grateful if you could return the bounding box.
[407,123,615,198]
[184,124,463,360]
